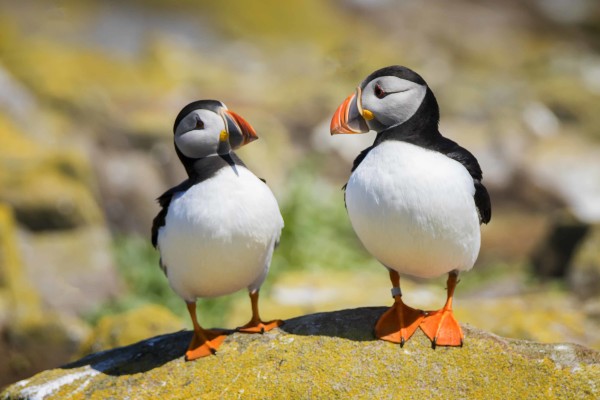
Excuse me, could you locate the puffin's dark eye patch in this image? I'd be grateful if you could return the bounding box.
[195,119,204,130]
[374,83,386,99]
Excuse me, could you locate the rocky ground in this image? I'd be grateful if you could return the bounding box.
[1,0,600,391]
[2,308,599,399]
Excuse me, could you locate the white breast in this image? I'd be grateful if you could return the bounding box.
[157,165,283,301]
[345,140,481,278]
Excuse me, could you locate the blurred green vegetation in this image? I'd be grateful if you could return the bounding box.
[271,157,380,275]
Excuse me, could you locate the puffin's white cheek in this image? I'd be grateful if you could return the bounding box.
[378,89,427,127]
[175,133,217,159]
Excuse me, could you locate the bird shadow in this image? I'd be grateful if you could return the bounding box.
[278,306,387,342]
[61,307,388,377]
[61,329,233,376]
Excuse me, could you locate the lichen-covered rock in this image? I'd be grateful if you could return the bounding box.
[0,114,102,232]
[0,314,90,390]
[0,205,91,388]
[80,305,184,355]
[0,204,41,323]
[2,308,598,399]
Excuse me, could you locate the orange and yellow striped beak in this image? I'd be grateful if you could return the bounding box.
[330,87,370,135]
[222,109,258,149]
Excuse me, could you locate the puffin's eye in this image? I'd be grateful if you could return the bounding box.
[195,119,204,130]
[374,83,386,99]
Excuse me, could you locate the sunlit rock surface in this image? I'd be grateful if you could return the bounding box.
[2,308,599,399]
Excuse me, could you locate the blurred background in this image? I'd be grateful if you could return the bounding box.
[1,0,600,387]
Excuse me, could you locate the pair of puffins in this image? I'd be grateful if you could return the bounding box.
[151,65,491,360]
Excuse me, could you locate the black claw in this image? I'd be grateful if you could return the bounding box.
[400,337,405,347]
[431,338,437,350]
[260,327,265,334]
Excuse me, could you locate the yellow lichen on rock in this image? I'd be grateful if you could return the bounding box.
[80,304,184,356]
[2,308,598,399]
[0,112,103,231]
[0,204,41,323]
[457,292,590,346]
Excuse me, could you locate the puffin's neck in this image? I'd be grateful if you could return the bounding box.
[374,87,441,147]
[176,148,245,182]
[374,116,440,147]
[175,146,244,179]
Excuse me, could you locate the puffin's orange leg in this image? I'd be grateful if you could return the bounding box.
[185,302,228,361]
[420,271,464,348]
[375,270,425,346]
[237,290,283,334]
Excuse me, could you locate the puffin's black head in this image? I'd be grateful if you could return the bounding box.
[330,65,439,135]
[172,100,258,163]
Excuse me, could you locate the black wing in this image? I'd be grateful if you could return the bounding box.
[433,137,492,224]
[350,145,374,173]
[151,179,193,248]
[342,146,374,208]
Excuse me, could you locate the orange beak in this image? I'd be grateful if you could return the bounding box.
[223,109,258,149]
[330,88,370,135]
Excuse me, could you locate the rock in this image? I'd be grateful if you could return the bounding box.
[530,212,590,279]
[0,315,90,390]
[524,135,600,223]
[457,292,600,349]
[94,149,167,234]
[0,64,39,128]
[18,226,122,316]
[568,224,600,300]
[478,209,549,263]
[0,114,102,232]
[2,308,599,399]
[0,204,42,324]
[0,205,92,388]
[227,268,600,350]
[80,305,184,356]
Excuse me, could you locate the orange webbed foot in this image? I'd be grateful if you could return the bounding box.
[185,329,229,361]
[420,308,463,348]
[238,290,283,334]
[375,301,425,346]
[237,319,283,334]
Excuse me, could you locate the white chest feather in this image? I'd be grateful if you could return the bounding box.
[158,166,283,300]
[345,141,481,278]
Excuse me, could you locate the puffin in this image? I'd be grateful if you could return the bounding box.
[152,100,284,360]
[330,66,491,348]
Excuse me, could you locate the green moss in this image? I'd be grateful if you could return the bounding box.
[271,161,380,276]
